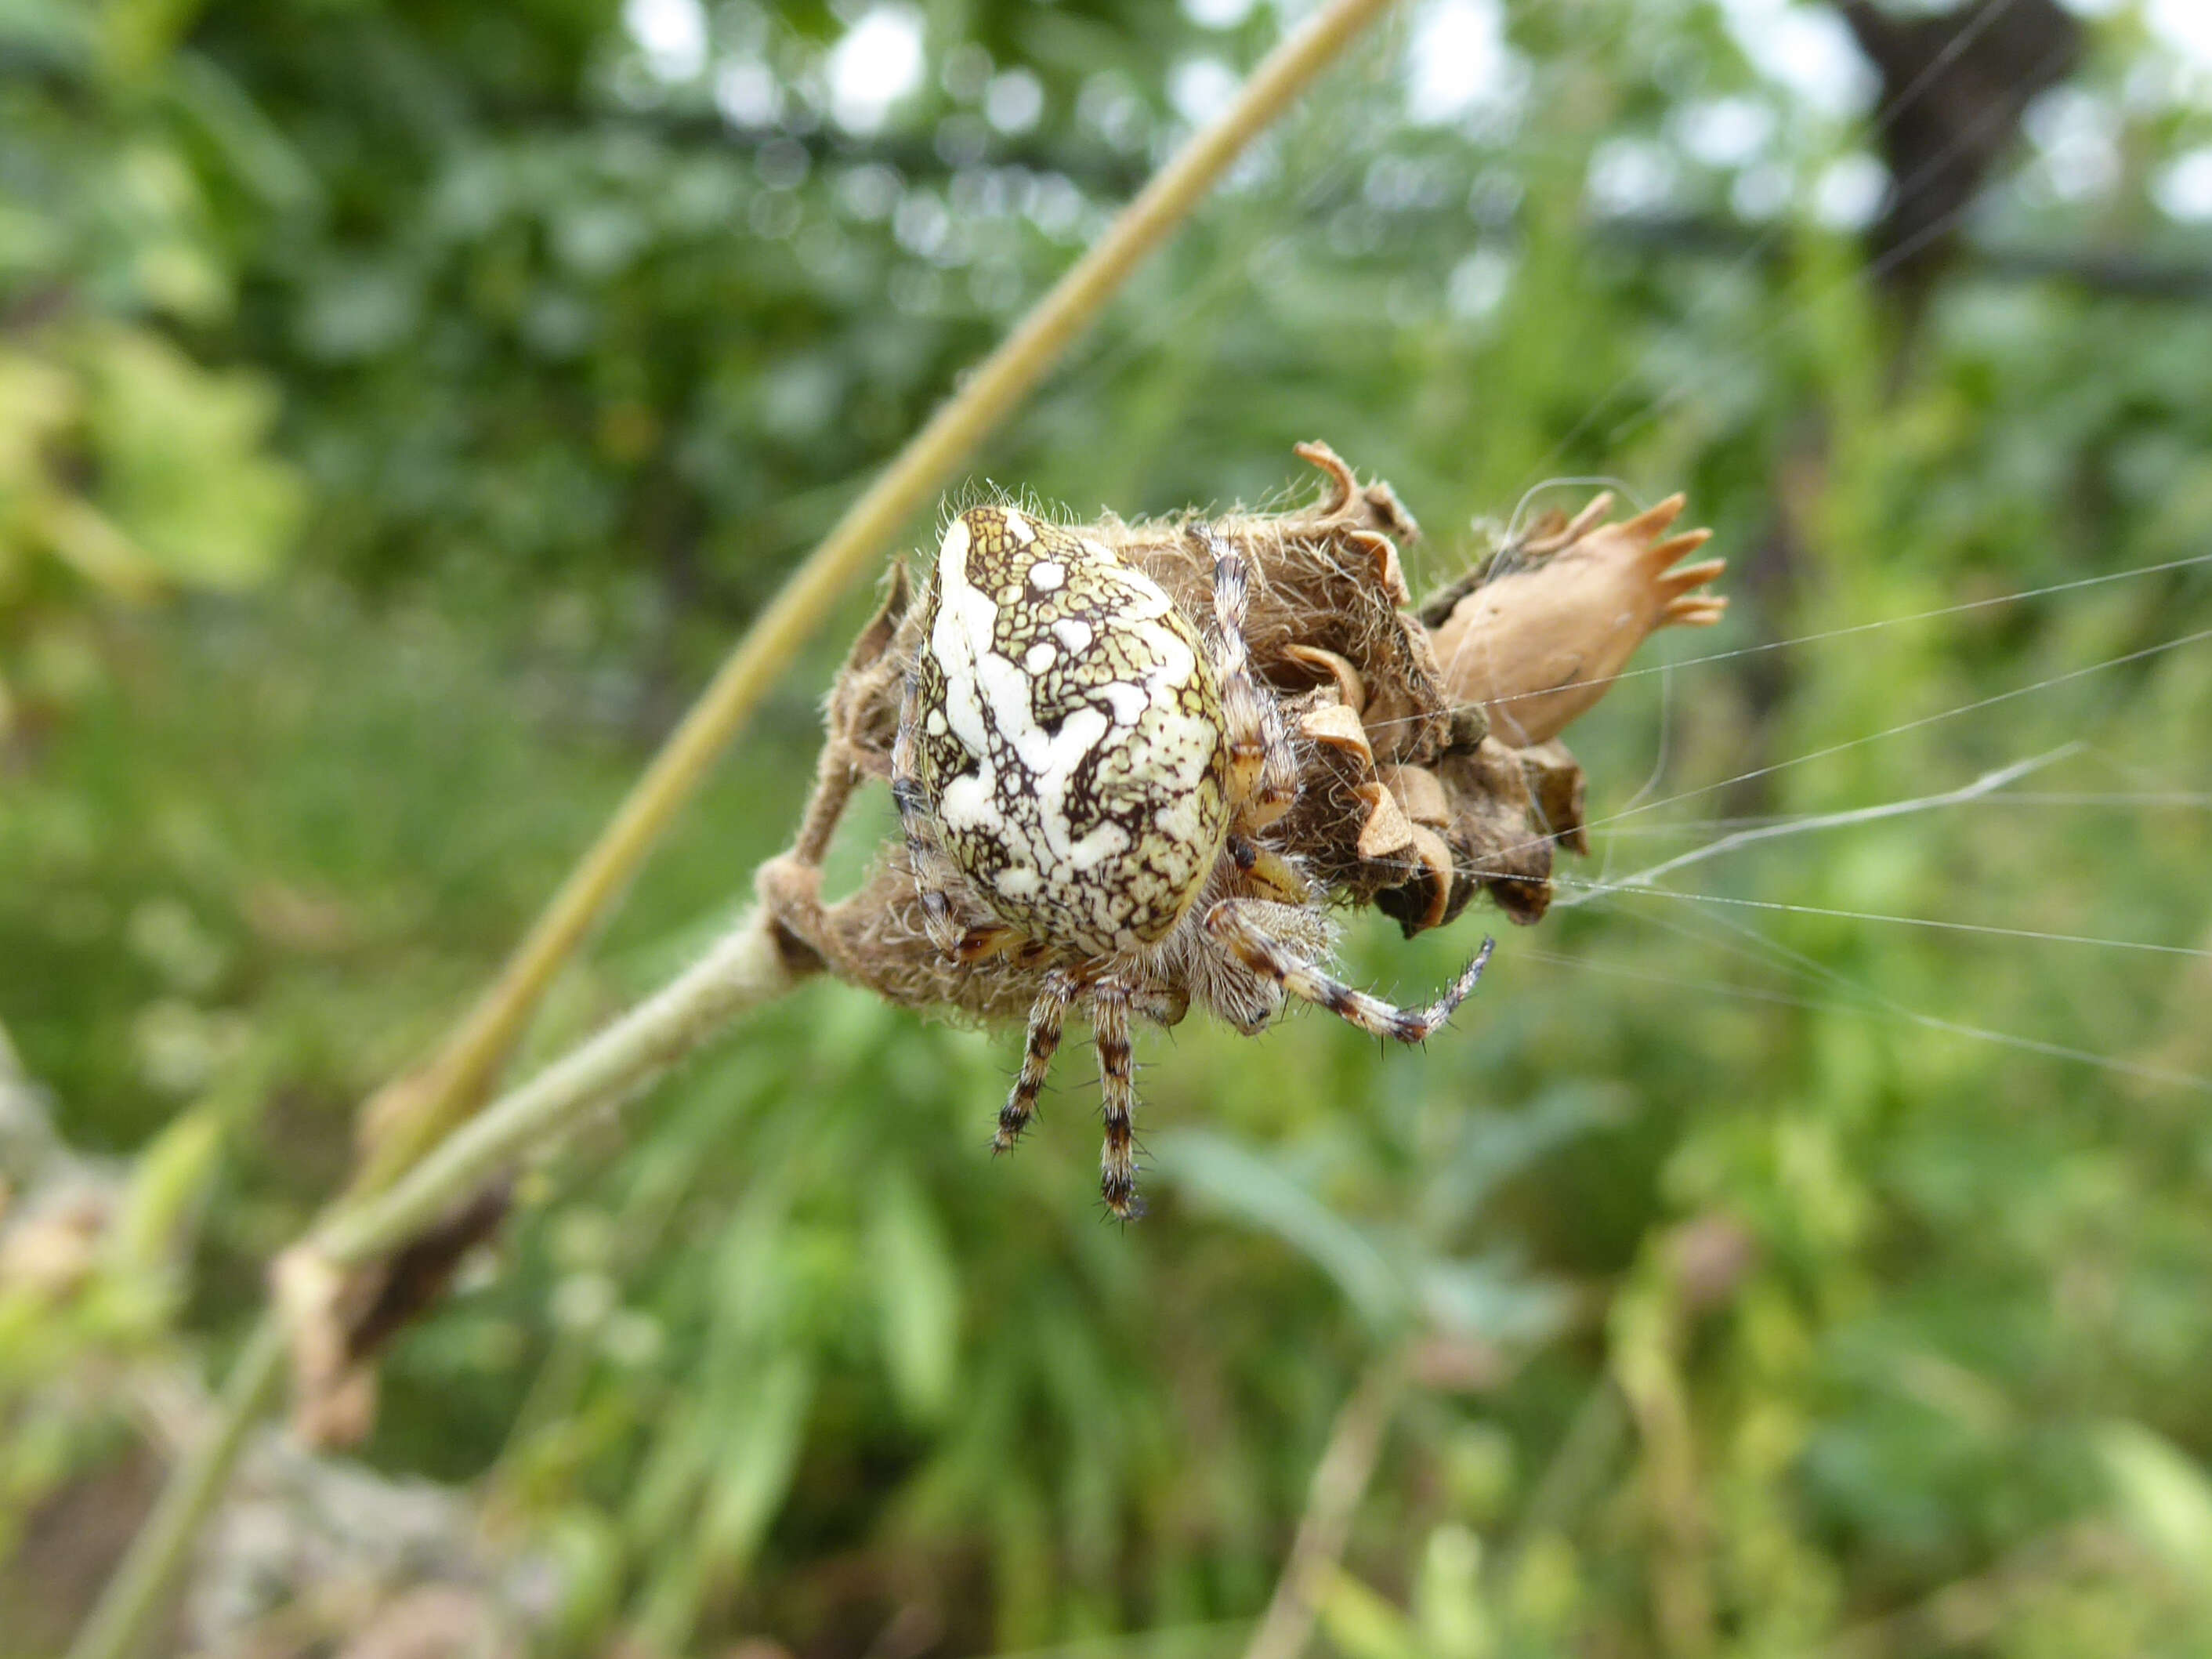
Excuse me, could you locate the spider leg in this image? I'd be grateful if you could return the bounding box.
[1203,898,1496,1043]
[891,673,972,955]
[1197,525,1297,829]
[954,924,1047,966]
[1226,832,1312,904]
[997,972,1074,1154]
[1092,982,1145,1219]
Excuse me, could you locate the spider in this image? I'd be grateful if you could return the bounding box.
[891,503,1496,1219]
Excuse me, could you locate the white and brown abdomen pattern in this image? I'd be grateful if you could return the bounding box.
[910,505,1229,959]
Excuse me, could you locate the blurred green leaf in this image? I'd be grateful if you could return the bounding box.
[1155,1127,1411,1330]
[2097,1422,2212,1596]
[868,1163,961,1425]
[1316,1567,1424,1659]
[103,1099,223,1275]
[83,327,302,588]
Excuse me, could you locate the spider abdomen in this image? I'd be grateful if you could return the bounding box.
[909,505,1229,958]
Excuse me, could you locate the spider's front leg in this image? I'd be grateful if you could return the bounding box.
[1090,981,1145,1220]
[890,678,973,958]
[1203,898,1496,1043]
[996,972,1074,1155]
[1197,525,1298,830]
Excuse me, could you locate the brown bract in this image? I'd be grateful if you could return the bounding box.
[1425,492,1728,748]
[762,444,1724,1020]
[273,1184,509,1447]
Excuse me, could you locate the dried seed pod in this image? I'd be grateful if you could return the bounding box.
[1427,494,1727,747]
[1520,740,1590,857]
[1381,734,1562,933]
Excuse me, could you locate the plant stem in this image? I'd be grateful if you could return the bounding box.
[69,10,1400,1656]
[68,918,794,1659]
[64,1316,287,1659]
[359,0,1404,1190]
[1241,1353,1408,1659]
[319,913,793,1266]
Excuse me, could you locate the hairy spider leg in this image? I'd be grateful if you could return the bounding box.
[1200,525,1298,831]
[1092,983,1144,1219]
[1203,900,1497,1043]
[889,683,973,957]
[997,972,1074,1154]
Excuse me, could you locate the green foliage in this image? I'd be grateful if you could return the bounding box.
[0,1,304,736]
[8,0,2212,1654]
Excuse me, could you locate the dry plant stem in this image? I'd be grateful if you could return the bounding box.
[1241,1353,1409,1659]
[72,15,1399,1653]
[359,0,1404,1193]
[1615,1303,1712,1659]
[1501,1378,1628,1574]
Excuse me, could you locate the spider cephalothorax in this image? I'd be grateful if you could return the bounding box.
[891,502,1494,1219]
